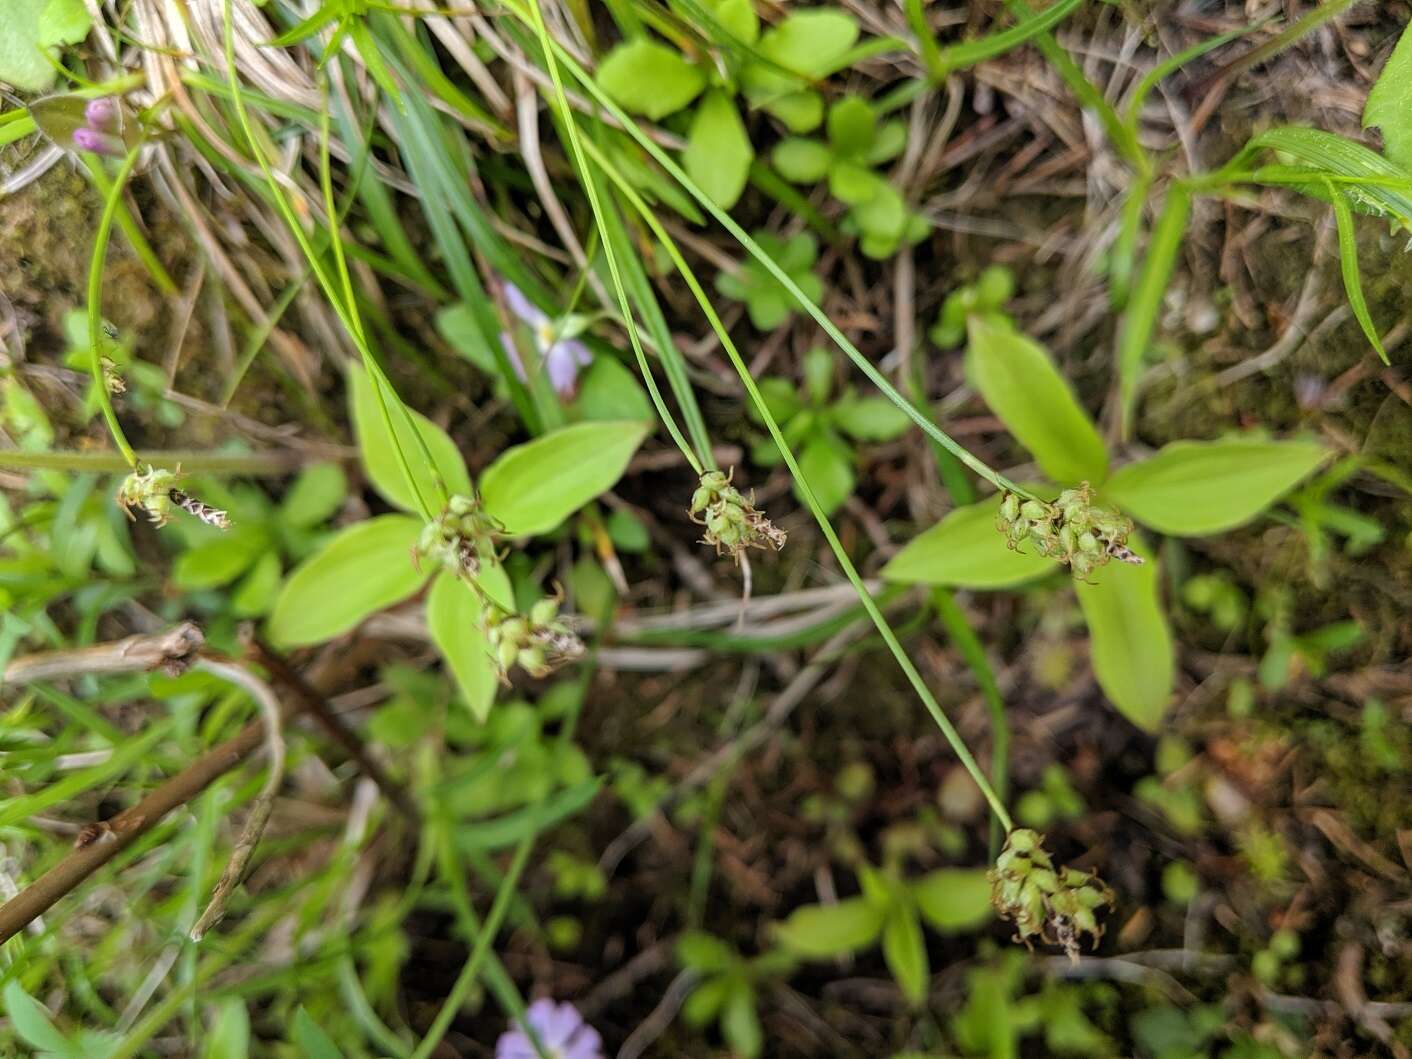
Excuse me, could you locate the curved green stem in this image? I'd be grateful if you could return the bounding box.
[525,0,704,477]
[87,148,143,470]
[567,118,1013,833]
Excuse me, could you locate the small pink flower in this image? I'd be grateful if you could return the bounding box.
[72,126,123,157]
[502,282,592,400]
[84,98,118,132]
[496,999,603,1059]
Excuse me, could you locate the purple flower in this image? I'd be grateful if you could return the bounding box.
[496,999,603,1059]
[84,98,118,132]
[72,126,123,157]
[501,282,592,400]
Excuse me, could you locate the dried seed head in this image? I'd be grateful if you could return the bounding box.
[416,494,501,577]
[484,591,584,681]
[994,483,1139,579]
[689,469,786,562]
[988,828,1114,962]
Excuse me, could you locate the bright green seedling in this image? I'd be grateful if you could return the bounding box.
[167,463,347,618]
[774,863,993,1008]
[884,297,1332,730]
[1253,585,1363,692]
[748,347,912,515]
[266,363,649,719]
[1,981,118,1059]
[595,6,863,208]
[1014,763,1085,830]
[714,230,823,330]
[676,933,796,1059]
[930,266,1015,349]
[772,94,929,258]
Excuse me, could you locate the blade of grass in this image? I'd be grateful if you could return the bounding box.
[87,148,144,470]
[537,74,1014,830]
[912,0,1086,83]
[1324,177,1389,364]
[1116,181,1189,439]
[516,19,1035,503]
[82,155,178,297]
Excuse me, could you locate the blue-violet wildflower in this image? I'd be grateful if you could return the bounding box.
[496,999,603,1059]
[72,97,125,157]
[501,282,592,399]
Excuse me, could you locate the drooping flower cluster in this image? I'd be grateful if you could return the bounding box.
[988,828,1113,962]
[496,999,603,1059]
[116,466,230,530]
[72,98,125,158]
[485,594,584,680]
[996,483,1140,579]
[689,469,786,562]
[415,494,501,577]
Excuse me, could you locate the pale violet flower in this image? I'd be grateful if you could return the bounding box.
[502,282,592,399]
[72,97,124,157]
[496,999,603,1059]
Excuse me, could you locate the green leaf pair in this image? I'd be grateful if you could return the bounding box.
[883,313,1329,729]
[267,363,648,719]
[714,230,824,331]
[748,348,912,515]
[774,865,993,1009]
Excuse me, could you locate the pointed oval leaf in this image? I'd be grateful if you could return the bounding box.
[267,515,428,647]
[2,982,72,1054]
[684,89,754,209]
[721,981,764,1059]
[596,39,705,120]
[1075,537,1173,731]
[1104,437,1330,537]
[348,364,470,514]
[758,10,859,76]
[480,421,649,536]
[966,315,1108,484]
[290,1009,346,1059]
[774,896,884,957]
[883,494,1054,589]
[911,868,994,933]
[427,565,512,722]
[881,908,929,1008]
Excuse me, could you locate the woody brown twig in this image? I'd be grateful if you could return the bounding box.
[248,636,420,823]
[1,622,204,686]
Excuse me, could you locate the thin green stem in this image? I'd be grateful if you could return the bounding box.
[571,125,1013,832]
[514,21,1033,504]
[0,448,320,474]
[408,835,535,1059]
[87,148,143,470]
[525,0,704,476]
[83,155,178,296]
[220,1,440,520]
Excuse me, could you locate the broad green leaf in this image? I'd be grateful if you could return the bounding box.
[721,981,764,1059]
[1075,537,1173,731]
[911,868,994,933]
[231,550,283,618]
[2,982,72,1054]
[831,393,912,441]
[882,907,929,1008]
[596,39,705,120]
[757,10,859,77]
[966,315,1107,484]
[427,565,511,722]
[682,977,731,1026]
[771,137,832,183]
[172,526,269,589]
[480,421,649,536]
[279,463,347,528]
[761,90,824,133]
[0,0,92,92]
[796,430,855,516]
[204,999,250,1059]
[774,896,884,957]
[267,515,428,647]
[677,931,738,973]
[1104,437,1329,536]
[710,0,758,43]
[1364,21,1412,171]
[348,364,470,514]
[882,495,1054,589]
[574,355,653,422]
[684,90,753,209]
[290,1009,345,1059]
[435,302,498,373]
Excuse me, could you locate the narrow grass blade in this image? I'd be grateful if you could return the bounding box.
[1325,177,1389,364]
[1117,182,1189,439]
